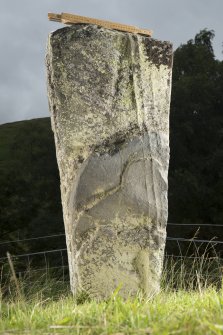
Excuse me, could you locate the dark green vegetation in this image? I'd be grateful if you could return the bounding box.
[167,29,223,255]
[169,29,223,226]
[0,29,223,259]
[0,118,65,260]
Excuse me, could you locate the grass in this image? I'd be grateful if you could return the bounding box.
[0,289,221,334]
[1,254,223,335]
[1,284,223,334]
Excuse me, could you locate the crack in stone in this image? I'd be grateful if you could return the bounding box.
[76,155,145,215]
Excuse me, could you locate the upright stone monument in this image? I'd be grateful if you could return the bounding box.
[46,24,172,299]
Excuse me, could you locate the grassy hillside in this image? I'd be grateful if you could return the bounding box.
[0,118,65,258]
[0,118,52,169]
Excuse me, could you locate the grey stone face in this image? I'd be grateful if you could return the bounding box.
[46,24,173,299]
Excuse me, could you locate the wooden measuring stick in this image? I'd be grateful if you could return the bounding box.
[48,12,152,37]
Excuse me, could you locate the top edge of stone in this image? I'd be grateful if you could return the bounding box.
[49,24,172,47]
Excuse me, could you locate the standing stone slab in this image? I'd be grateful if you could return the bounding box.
[46,24,173,299]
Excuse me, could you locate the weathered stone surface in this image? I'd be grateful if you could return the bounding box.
[46,24,173,299]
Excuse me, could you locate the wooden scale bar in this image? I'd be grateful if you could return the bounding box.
[48,12,152,37]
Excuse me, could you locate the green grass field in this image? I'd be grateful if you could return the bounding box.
[1,256,223,335]
[1,288,223,335]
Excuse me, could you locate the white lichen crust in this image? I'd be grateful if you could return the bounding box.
[46,24,173,299]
